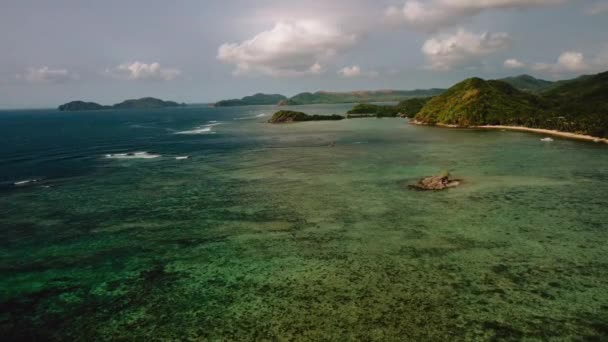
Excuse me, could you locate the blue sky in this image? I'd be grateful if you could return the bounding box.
[1,0,607,108]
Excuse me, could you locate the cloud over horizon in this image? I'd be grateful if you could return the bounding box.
[532,51,589,73]
[387,0,566,31]
[217,20,357,77]
[504,58,525,69]
[16,66,79,85]
[503,49,608,75]
[422,29,510,70]
[338,65,378,78]
[106,62,181,81]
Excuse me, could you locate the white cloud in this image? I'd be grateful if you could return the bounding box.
[532,51,588,73]
[556,51,587,71]
[217,20,357,77]
[387,0,566,31]
[339,65,362,77]
[504,58,525,68]
[106,61,180,81]
[16,66,79,84]
[507,48,608,76]
[585,1,608,15]
[338,65,379,78]
[422,29,510,70]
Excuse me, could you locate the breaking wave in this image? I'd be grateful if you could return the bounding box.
[105,152,161,159]
[175,122,221,135]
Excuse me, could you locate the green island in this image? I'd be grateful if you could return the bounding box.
[58,97,185,111]
[347,98,432,118]
[214,93,287,107]
[414,70,608,138]
[268,110,344,123]
[280,89,444,106]
[214,89,445,107]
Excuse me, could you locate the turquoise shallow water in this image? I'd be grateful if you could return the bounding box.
[1,105,607,340]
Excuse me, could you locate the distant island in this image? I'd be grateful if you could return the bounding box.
[214,89,444,107]
[347,98,432,118]
[58,97,185,111]
[214,93,287,107]
[268,110,344,123]
[280,89,444,106]
[413,70,608,138]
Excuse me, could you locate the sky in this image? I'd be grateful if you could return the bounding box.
[0,0,607,108]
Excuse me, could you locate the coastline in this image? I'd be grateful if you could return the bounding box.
[409,120,608,144]
[475,125,608,144]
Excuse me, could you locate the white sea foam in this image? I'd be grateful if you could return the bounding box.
[175,122,221,135]
[105,152,161,159]
[14,179,40,186]
[541,137,554,142]
[175,127,214,135]
[234,113,267,120]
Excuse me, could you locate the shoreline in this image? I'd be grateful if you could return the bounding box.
[410,120,608,144]
[475,125,608,144]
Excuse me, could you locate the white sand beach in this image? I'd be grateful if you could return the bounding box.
[475,125,608,144]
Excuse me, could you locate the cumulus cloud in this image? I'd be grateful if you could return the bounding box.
[106,61,181,81]
[532,51,588,72]
[422,29,510,70]
[505,49,608,75]
[217,20,357,77]
[338,65,379,78]
[585,1,608,15]
[504,58,525,68]
[387,0,566,31]
[339,65,362,77]
[16,66,79,84]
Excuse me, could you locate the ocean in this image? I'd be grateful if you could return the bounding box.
[1,104,607,340]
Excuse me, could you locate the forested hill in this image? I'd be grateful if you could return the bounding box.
[282,89,444,105]
[498,74,554,92]
[414,71,608,138]
[59,97,184,111]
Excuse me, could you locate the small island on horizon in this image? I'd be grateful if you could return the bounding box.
[213,89,445,107]
[58,97,185,111]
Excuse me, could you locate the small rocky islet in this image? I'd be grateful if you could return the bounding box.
[409,172,462,191]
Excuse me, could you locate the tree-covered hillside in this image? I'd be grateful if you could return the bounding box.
[414,71,608,137]
[415,78,547,126]
[498,74,554,92]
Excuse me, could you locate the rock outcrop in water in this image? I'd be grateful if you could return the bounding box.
[268,110,344,124]
[410,173,461,191]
